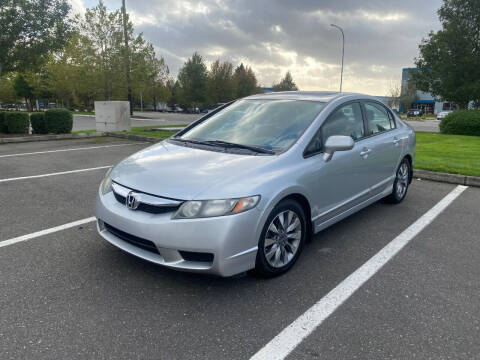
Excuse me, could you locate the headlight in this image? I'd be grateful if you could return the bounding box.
[100,168,113,195]
[173,196,260,219]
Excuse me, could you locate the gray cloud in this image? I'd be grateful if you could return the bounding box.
[95,0,442,94]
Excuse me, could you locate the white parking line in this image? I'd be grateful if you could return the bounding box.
[0,142,147,158]
[250,185,468,360]
[0,166,111,183]
[0,217,96,248]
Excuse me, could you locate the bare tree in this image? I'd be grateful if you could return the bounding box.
[386,80,401,110]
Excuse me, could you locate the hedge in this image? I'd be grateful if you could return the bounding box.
[440,110,480,136]
[0,112,7,133]
[5,112,29,134]
[30,112,48,134]
[45,108,73,134]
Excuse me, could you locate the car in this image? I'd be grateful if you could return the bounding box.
[95,91,416,277]
[186,107,200,114]
[436,110,453,120]
[407,109,423,117]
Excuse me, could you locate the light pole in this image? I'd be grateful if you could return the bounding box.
[331,24,344,92]
[121,0,133,115]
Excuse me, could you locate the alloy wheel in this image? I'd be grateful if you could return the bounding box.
[396,162,409,199]
[263,210,302,268]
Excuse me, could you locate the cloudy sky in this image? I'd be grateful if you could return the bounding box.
[69,0,443,95]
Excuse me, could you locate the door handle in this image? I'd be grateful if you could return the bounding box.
[360,148,371,157]
[393,137,400,146]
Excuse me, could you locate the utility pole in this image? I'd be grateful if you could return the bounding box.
[331,24,345,92]
[121,0,133,115]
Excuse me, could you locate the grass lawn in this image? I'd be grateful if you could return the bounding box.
[116,125,187,139]
[415,132,480,177]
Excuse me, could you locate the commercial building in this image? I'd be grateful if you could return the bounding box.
[400,68,456,114]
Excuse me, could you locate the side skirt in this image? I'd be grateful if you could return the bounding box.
[313,186,391,234]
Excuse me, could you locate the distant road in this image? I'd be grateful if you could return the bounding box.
[73,112,201,131]
[404,119,440,133]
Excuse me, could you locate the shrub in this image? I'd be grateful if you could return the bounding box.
[0,112,7,133]
[45,108,73,134]
[30,112,48,134]
[440,110,480,136]
[5,112,29,134]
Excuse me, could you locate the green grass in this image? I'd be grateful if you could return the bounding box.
[415,132,480,177]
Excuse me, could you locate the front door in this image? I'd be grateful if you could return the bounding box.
[305,102,372,226]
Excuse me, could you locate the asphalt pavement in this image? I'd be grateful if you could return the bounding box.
[0,137,478,359]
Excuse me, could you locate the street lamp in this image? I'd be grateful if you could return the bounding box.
[331,24,344,92]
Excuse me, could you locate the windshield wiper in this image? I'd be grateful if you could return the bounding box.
[170,137,275,154]
[201,140,275,154]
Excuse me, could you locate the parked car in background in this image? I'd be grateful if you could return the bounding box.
[407,109,423,117]
[187,107,200,114]
[173,106,184,113]
[95,92,416,277]
[436,110,453,120]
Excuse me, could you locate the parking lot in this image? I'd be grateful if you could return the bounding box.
[1,137,479,359]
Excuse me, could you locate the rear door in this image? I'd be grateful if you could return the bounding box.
[360,101,403,196]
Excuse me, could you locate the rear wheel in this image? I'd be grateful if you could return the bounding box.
[386,158,411,204]
[254,199,306,277]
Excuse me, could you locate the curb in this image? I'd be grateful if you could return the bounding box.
[413,169,480,187]
[0,132,103,144]
[104,132,162,143]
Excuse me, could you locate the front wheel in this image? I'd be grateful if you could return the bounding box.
[386,158,411,204]
[254,199,306,277]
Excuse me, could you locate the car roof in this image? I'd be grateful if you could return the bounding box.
[244,91,377,103]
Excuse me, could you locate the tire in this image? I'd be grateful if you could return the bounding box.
[386,158,411,204]
[254,199,307,277]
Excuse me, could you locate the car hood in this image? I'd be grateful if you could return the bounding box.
[110,141,277,200]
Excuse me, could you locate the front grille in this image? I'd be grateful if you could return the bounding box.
[113,192,179,214]
[104,223,159,255]
[179,251,214,263]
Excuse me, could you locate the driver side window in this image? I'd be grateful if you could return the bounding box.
[304,102,365,157]
[321,102,365,143]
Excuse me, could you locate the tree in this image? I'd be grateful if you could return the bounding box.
[0,0,73,75]
[13,74,34,110]
[207,60,235,104]
[0,73,17,103]
[412,0,480,109]
[272,71,298,91]
[177,52,208,107]
[386,80,401,110]
[400,79,419,112]
[233,63,259,98]
[79,0,124,101]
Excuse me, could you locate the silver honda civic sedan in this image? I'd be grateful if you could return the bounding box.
[95,91,415,277]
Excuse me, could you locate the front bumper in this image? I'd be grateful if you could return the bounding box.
[94,190,263,277]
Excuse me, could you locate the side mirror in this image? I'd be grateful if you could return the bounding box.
[323,135,354,162]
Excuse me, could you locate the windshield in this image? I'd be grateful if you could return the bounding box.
[177,99,325,152]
